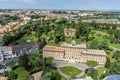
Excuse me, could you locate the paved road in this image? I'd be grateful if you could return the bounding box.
[57,68,71,79]
[51,60,89,79]
[51,60,89,70]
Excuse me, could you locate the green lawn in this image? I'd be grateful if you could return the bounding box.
[110,43,120,49]
[61,76,67,80]
[80,74,87,78]
[97,67,107,78]
[60,66,82,76]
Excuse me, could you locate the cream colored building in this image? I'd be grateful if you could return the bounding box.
[43,41,106,65]
[64,28,76,37]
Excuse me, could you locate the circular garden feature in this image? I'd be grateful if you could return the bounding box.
[60,66,82,76]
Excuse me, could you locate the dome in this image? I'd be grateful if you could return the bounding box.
[71,40,76,46]
[103,75,120,80]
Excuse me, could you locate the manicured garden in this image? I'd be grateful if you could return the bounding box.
[60,66,82,76]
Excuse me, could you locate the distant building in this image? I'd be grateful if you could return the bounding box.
[64,28,76,37]
[82,19,120,24]
[0,77,7,80]
[0,46,3,62]
[12,43,39,56]
[43,40,106,65]
[29,71,42,80]
[2,46,16,59]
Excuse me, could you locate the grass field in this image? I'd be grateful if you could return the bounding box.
[60,66,82,76]
[97,67,107,78]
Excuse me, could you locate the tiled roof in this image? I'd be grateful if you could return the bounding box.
[2,47,12,51]
[44,45,64,51]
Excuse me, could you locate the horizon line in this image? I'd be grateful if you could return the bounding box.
[1,8,120,12]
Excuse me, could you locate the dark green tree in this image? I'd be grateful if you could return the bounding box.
[107,60,120,75]
[5,61,16,68]
[18,54,30,70]
[8,71,17,80]
[105,56,111,69]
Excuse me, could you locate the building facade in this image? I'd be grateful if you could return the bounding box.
[64,28,76,37]
[43,41,106,65]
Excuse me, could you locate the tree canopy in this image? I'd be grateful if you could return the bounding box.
[86,60,98,68]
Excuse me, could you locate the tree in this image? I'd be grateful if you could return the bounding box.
[113,51,120,60]
[18,54,30,70]
[88,39,99,49]
[14,67,26,74]
[45,57,53,65]
[5,61,15,68]
[38,38,47,49]
[8,71,17,80]
[86,60,98,68]
[105,56,111,69]
[107,60,120,75]
[51,69,61,80]
[42,72,51,80]
[99,40,108,50]
[17,71,30,80]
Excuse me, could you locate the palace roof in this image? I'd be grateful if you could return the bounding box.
[43,45,64,51]
[82,49,106,56]
[61,42,87,49]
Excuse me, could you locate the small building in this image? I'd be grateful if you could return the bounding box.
[2,46,16,59]
[64,28,76,37]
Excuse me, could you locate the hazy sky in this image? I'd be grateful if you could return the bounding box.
[0,0,120,10]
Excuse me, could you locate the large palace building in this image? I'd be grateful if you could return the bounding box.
[43,40,106,65]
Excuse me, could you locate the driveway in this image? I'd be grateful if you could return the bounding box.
[51,60,89,70]
[51,60,89,79]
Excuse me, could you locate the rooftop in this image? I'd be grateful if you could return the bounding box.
[82,49,106,56]
[12,43,38,51]
[44,45,64,51]
[64,28,76,32]
[2,47,12,51]
[61,42,87,49]
[0,77,7,80]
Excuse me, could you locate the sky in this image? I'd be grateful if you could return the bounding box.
[0,0,120,10]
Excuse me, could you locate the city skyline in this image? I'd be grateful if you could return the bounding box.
[0,0,120,10]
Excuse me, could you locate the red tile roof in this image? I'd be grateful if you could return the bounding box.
[44,45,64,51]
[0,77,7,80]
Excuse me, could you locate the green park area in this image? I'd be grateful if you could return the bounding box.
[97,67,107,78]
[60,66,82,77]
